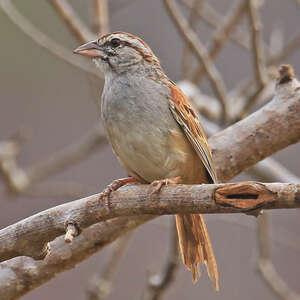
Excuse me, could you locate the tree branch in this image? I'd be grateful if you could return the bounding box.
[211,65,300,182]
[0,216,152,300]
[0,66,299,297]
[0,181,299,263]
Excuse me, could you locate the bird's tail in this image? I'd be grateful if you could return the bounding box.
[175,214,219,290]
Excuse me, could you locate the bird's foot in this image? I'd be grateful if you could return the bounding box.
[150,176,181,197]
[98,177,138,207]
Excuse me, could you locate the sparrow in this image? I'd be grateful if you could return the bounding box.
[74,32,219,290]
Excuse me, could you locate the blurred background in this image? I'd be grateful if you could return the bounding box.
[0,0,300,299]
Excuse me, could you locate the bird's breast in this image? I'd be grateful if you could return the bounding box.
[101,75,204,183]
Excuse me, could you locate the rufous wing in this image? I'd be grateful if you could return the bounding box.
[168,82,218,184]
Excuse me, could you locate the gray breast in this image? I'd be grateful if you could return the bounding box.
[100,73,180,181]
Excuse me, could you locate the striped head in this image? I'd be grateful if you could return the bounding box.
[74,32,161,74]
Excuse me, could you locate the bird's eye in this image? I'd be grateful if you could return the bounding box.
[110,38,121,48]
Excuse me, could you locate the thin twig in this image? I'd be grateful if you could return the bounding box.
[248,0,267,86]
[144,219,179,300]
[192,0,248,83]
[163,0,228,122]
[0,137,29,193]
[49,0,95,43]
[257,214,300,300]
[182,0,203,78]
[87,233,132,300]
[93,0,110,35]
[26,125,106,184]
[180,0,251,50]
[268,32,300,66]
[238,0,268,116]
[0,0,101,78]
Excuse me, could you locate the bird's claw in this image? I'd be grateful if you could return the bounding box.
[150,176,181,198]
[98,177,138,208]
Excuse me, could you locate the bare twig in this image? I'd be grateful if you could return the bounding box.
[250,158,300,183]
[0,138,29,193]
[180,0,251,50]
[0,0,101,78]
[26,125,106,185]
[0,125,106,194]
[87,233,132,300]
[248,0,267,86]
[192,0,248,83]
[144,219,179,300]
[163,0,228,122]
[182,0,203,78]
[49,0,95,43]
[239,0,268,115]
[93,0,110,35]
[268,32,300,66]
[257,214,300,300]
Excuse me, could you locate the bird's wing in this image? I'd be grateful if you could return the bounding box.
[168,82,218,183]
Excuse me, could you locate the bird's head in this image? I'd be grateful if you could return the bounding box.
[74,32,161,74]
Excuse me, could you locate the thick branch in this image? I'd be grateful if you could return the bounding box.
[0,216,152,300]
[211,68,300,182]
[0,181,299,263]
[1,66,300,297]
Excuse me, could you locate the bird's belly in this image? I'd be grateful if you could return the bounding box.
[104,115,204,183]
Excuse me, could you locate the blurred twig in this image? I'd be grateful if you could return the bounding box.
[235,31,300,118]
[0,125,106,194]
[26,125,106,184]
[49,0,95,43]
[87,233,132,300]
[240,0,268,116]
[0,0,101,78]
[192,0,248,83]
[143,219,179,300]
[164,0,228,122]
[182,0,203,78]
[257,214,300,300]
[250,158,300,184]
[93,0,110,35]
[0,132,30,193]
[248,0,267,86]
[268,32,300,66]
[181,0,251,50]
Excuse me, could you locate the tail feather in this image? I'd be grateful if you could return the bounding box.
[175,214,219,290]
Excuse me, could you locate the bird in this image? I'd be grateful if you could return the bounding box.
[74,32,219,290]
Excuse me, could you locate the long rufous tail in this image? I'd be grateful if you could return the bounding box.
[175,214,219,290]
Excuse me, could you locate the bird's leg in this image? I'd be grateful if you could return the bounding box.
[150,176,181,196]
[98,177,139,207]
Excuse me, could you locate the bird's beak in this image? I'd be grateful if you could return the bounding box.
[73,40,103,58]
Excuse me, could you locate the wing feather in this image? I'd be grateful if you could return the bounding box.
[168,83,218,183]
